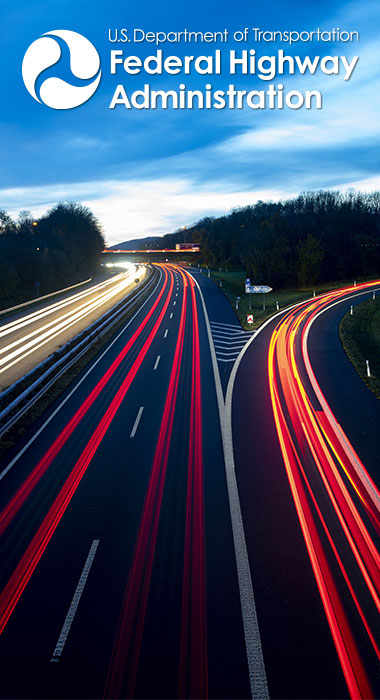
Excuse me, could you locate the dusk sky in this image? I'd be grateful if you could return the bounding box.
[1,0,379,245]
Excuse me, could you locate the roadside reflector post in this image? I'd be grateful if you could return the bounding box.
[249,291,252,311]
[354,280,357,287]
[262,292,265,311]
[236,296,240,310]
[276,301,279,311]
[373,291,376,300]
[313,290,316,297]
[366,360,371,377]
[219,280,222,288]
[208,269,210,278]
[350,305,354,315]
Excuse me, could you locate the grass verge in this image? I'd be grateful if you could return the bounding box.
[340,296,380,400]
[200,267,376,329]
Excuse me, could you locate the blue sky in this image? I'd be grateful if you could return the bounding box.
[0,0,379,245]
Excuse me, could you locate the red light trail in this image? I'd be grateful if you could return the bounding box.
[268,280,380,699]
[0,266,174,634]
[0,267,171,539]
[105,267,208,699]
[0,262,209,697]
[178,272,208,699]
[104,267,188,698]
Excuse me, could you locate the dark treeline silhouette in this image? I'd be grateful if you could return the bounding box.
[164,190,380,288]
[0,202,105,308]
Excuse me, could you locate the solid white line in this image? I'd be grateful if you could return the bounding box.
[130,406,144,438]
[51,539,99,662]
[214,342,248,349]
[164,329,168,338]
[216,288,379,692]
[214,341,248,347]
[216,351,241,357]
[153,355,161,370]
[212,336,248,343]
[170,313,173,319]
[210,322,243,330]
[302,286,380,511]
[211,329,248,335]
[0,269,163,482]
[211,332,246,337]
[189,272,269,700]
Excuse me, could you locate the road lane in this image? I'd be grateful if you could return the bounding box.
[231,280,380,699]
[0,264,250,700]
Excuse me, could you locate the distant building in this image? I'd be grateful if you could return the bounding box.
[175,243,200,251]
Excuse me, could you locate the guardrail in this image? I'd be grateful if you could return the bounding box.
[0,277,93,317]
[0,267,157,439]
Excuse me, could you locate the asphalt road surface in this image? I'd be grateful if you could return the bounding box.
[232,280,380,699]
[1,270,379,700]
[0,264,250,699]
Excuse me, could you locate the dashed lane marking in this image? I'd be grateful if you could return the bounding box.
[51,539,100,662]
[130,406,144,438]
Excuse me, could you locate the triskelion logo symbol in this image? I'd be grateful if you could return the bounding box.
[22,30,101,109]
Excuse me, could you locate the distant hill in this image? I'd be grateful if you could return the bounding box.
[109,236,165,250]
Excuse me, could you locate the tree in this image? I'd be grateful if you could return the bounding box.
[297,234,324,286]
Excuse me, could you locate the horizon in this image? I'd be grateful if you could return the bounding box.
[1,0,380,245]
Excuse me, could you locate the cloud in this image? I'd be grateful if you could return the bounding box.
[3,168,379,248]
[3,178,291,245]
[2,0,379,245]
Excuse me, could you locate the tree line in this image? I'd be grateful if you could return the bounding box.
[165,190,380,288]
[0,202,105,308]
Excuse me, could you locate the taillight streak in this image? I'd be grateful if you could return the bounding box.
[178,271,208,699]
[0,269,170,538]
[268,281,380,699]
[0,268,175,635]
[268,333,372,699]
[104,268,188,699]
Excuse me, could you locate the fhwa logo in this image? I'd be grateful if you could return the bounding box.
[22,30,101,109]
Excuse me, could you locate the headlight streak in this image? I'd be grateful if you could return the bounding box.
[0,272,141,377]
[0,273,126,337]
[0,266,174,636]
[0,277,133,375]
[0,268,170,541]
[268,280,380,699]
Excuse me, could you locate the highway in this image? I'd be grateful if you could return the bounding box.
[231,280,380,699]
[0,264,251,699]
[1,268,379,699]
[0,265,145,390]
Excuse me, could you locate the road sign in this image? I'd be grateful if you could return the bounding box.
[245,285,272,294]
[247,314,254,325]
